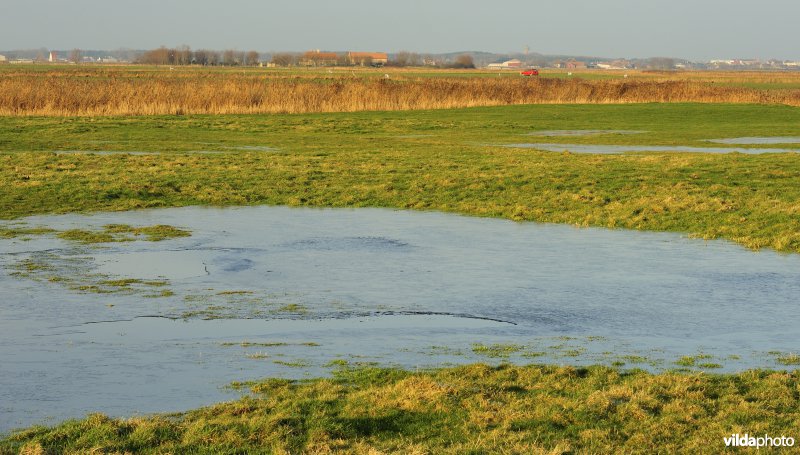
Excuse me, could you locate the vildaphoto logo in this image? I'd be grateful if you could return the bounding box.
[724,434,795,448]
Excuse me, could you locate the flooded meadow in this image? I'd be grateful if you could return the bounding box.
[2,206,800,432]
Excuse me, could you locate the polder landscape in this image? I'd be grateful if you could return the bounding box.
[2,61,800,454]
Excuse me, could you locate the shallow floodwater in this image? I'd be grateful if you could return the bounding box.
[2,206,800,432]
[503,143,800,154]
[526,130,645,137]
[707,137,800,145]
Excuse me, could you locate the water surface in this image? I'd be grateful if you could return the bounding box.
[502,143,800,154]
[707,137,800,145]
[525,130,645,137]
[2,206,800,432]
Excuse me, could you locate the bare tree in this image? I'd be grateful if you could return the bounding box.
[207,51,220,66]
[69,49,82,64]
[176,45,192,65]
[138,46,170,65]
[245,51,260,66]
[222,49,243,66]
[392,51,421,67]
[451,54,475,69]
[271,53,295,67]
[392,51,410,67]
[336,54,350,66]
[194,49,210,66]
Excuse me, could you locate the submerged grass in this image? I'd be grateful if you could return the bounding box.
[3,363,800,454]
[8,252,171,297]
[55,224,190,244]
[0,226,56,239]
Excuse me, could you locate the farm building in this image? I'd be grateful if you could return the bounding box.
[487,59,523,70]
[301,50,339,66]
[0,55,7,63]
[347,52,388,66]
[563,60,587,69]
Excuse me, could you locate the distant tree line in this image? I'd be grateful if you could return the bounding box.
[266,51,474,68]
[137,46,261,66]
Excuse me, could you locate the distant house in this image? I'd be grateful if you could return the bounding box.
[49,51,58,62]
[564,60,587,70]
[301,50,339,66]
[347,52,388,66]
[0,55,7,64]
[487,59,524,70]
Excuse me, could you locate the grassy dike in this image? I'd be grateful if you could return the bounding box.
[2,103,800,252]
[2,364,800,454]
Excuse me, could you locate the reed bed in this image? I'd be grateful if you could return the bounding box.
[2,69,799,116]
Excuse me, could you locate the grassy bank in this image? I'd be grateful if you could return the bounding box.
[2,103,800,252]
[2,364,799,454]
[1,66,799,116]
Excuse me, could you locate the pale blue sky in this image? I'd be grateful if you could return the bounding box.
[2,0,798,60]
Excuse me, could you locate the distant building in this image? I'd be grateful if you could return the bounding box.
[49,51,58,62]
[594,59,631,70]
[487,59,524,70]
[347,52,388,66]
[564,60,587,70]
[301,50,339,66]
[0,55,7,63]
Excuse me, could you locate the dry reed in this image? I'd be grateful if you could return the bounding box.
[1,69,799,116]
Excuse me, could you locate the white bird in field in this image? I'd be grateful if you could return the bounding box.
[384,73,390,79]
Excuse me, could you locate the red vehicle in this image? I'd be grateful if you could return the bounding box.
[520,68,539,76]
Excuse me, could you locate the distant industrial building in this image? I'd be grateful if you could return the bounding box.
[487,59,523,70]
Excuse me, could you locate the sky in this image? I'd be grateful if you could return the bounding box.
[2,0,799,60]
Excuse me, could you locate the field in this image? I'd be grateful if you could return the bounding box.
[3,364,800,454]
[2,102,800,252]
[2,66,800,453]
[1,65,799,115]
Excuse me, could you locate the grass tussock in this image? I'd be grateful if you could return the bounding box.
[1,67,799,116]
[56,224,190,244]
[3,364,800,454]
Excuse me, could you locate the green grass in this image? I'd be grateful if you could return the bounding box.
[769,352,800,366]
[2,103,800,252]
[0,226,55,239]
[675,354,715,367]
[54,224,190,244]
[471,343,525,358]
[3,363,800,454]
